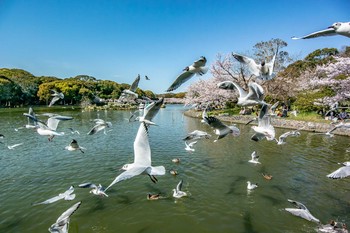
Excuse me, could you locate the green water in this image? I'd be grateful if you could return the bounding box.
[0,105,349,233]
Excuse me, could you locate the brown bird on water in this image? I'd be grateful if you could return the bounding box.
[262,173,273,180]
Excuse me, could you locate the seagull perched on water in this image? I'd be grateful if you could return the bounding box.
[285,199,320,223]
[248,151,260,164]
[251,104,275,142]
[203,116,240,142]
[87,119,112,135]
[105,122,166,191]
[65,139,85,153]
[49,90,64,107]
[121,74,141,98]
[32,186,75,206]
[78,183,108,197]
[327,162,350,179]
[166,56,208,92]
[48,201,81,233]
[317,220,348,233]
[232,51,277,81]
[217,81,266,106]
[183,130,211,141]
[172,179,187,198]
[247,181,258,190]
[292,22,350,39]
[275,130,301,145]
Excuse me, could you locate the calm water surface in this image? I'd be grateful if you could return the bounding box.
[0,105,349,233]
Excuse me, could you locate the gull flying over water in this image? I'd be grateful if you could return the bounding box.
[232,51,277,81]
[49,90,64,107]
[327,162,350,179]
[217,81,266,106]
[275,130,301,145]
[48,201,81,233]
[137,98,164,125]
[251,104,275,142]
[248,151,260,164]
[166,56,208,92]
[285,199,320,223]
[105,122,165,191]
[122,74,140,98]
[172,179,187,198]
[78,183,108,197]
[183,130,211,141]
[87,119,112,135]
[203,116,240,142]
[292,22,350,39]
[185,141,197,152]
[32,186,75,206]
[65,139,85,153]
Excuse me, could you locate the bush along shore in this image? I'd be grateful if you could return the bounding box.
[184,110,350,137]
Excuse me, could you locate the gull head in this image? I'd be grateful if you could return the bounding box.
[329,22,341,30]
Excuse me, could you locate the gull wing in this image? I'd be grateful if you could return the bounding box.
[32,186,74,205]
[129,74,140,92]
[133,123,151,166]
[217,81,248,98]
[47,115,73,130]
[327,166,350,179]
[105,166,147,191]
[166,70,195,92]
[78,183,97,189]
[87,124,106,135]
[204,116,229,131]
[69,139,80,149]
[291,28,336,39]
[141,98,164,123]
[247,82,264,101]
[176,179,183,192]
[232,52,260,76]
[49,201,81,233]
[49,96,61,107]
[266,53,276,76]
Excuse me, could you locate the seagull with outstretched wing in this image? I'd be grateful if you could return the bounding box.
[292,22,350,39]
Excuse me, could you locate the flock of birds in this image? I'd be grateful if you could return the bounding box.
[1,21,350,233]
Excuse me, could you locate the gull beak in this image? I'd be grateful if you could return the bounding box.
[328,25,335,29]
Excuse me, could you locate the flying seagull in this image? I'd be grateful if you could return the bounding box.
[104,122,165,191]
[137,98,164,125]
[49,90,64,107]
[183,130,211,141]
[203,116,240,142]
[65,139,85,153]
[275,130,301,145]
[166,56,208,92]
[87,119,112,135]
[327,162,350,179]
[285,199,320,223]
[7,143,24,150]
[122,74,140,98]
[32,186,75,206]
[248,151,260,164]
[145,75,150,80]
[251,104,275,142]
[185,141,197,152]
[292,22,350,39]
[78,183,108,197]
[217,81,266,106]
[48,201,81,233]
[232,51,277,80]
[172,179,187,198]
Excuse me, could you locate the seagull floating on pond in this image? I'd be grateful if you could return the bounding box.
[247,181,258,190]
[49,90,64,107]
[48,201,81,233]
[78,183,108,197]
[65,139,85,153]
[203,116,240,142]
[285,199,320,223]
[166,56,208,92]
[292,22,350,39]
[232,51,277,80]
[217,81,266,106]
[172,179,187,198]
[248,151,260,164]
[32,186,75,206]
[104,122,165,191]
[327,162,350,179]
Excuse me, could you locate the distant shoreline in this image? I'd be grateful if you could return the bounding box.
[183,110,350,137]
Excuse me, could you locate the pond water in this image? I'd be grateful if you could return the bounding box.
[0,105,349,233]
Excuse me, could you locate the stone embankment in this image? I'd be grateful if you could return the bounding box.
[184,110,350,137]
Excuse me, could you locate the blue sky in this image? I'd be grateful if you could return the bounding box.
[0,0,349,94]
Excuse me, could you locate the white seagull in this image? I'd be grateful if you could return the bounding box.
[285,199,320,223]
[87,119,112,135]
[49,90,64,107]
[327,162,350,179]
[122,74,141,98]
[292,22,350,39]
[217,81,266,106]
[251,104,275,142]
[172,179,187,198]
[183,130,211,141]
[185,141,197,152]
[203,116,240,142]
[65,139,85,153]
[275,130,301,145]
[48,201,81,233]
[105,122,166,191]
[78,183,108,197]
[166,56,208,92]
[247,181,258,190]
[7,143,24,150]
[248,151,260,164]
[137,98,164,125]
[32,186,75,206]
[23,107,38,129]
[232,52,277,81]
